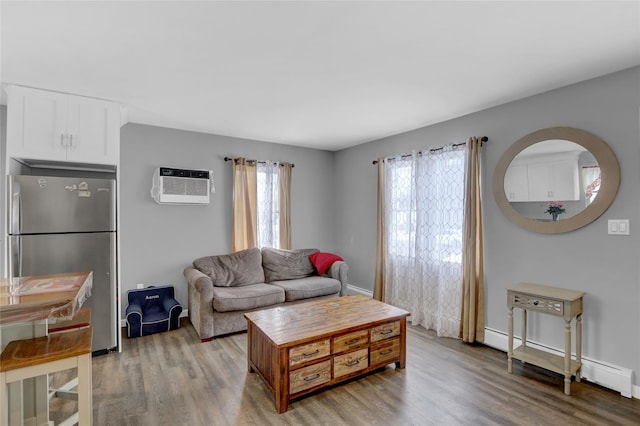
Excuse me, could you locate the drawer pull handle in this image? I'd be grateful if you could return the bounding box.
[379,349,393,356]
[345,338,360,345]
[303,349,320,357]
[345,359,360,367]
[379,330,394,335]
[304,374,321,382]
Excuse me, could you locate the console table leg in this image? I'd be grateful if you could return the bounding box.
[507,307,513,374]
[576,313,582,382]
[564,320,571,395]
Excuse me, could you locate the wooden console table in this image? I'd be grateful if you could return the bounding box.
[245,295,410,413]
[507,283,585,395]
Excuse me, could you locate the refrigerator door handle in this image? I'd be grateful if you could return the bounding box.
[8,177,21,235]
[9,237,22,278]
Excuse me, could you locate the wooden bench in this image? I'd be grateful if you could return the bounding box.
[0,327,93,425]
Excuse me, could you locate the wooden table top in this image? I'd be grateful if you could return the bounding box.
[508,282,585,301]
[244,294,410,347]
[0,271,93,324]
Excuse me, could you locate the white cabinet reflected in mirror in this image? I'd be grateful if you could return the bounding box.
[493,128,619,234]
[504,140,601,221]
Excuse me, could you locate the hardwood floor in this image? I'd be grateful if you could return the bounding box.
[50,318,639,425]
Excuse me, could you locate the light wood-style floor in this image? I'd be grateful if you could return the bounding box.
[50,318,639,425]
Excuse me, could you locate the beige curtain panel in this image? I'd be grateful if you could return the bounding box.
[459,137,485,343]
[231,158,258,252]
[279,163,293,250]
[373,159,386,302]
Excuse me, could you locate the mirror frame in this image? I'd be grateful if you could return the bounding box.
[493,127,620,234]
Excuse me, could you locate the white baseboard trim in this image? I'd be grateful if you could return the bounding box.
[484,327,637,399]
[119,309,189,328]
[347,284,373,297]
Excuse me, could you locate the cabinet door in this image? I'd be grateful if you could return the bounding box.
[504,164,529,202]
[6,86,68,161]
[527,163,555,201]
[552,162,580,200]
[66,96,119,165]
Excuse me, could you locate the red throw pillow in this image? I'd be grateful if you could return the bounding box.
[309,252,344,275]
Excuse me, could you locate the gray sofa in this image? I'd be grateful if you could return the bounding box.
[183,247,349,341]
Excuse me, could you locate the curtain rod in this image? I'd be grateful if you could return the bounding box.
[372,136,488,165]
[224,157,295,168]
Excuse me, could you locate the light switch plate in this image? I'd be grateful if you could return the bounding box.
[618,219,630,234]
[608,219,630,235]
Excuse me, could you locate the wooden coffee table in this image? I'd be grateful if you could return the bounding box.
[244,295,410,413]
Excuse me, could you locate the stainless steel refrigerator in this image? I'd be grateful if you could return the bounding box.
[7,175,118,354]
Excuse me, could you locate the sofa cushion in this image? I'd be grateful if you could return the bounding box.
[193,247,264,287]
[270,276,341,302]
[212,283,285,312]
[262,248,319,282]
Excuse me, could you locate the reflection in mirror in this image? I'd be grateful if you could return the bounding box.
[504,140,600,222]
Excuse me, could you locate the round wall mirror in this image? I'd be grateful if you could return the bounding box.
[493,127,620,233]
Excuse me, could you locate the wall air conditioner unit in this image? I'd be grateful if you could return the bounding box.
[151,167,212,205]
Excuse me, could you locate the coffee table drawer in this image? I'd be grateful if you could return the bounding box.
[334,329,369,354]
[289,339,330,367]
[370,337,400,366]
[371,321,400,342]
[290,360,331,394]
[334,348,369,378]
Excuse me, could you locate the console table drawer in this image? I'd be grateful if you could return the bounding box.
[370,337,400,366]
[334,348,369,378]
[512,293,563,316]
[289,360,331,394]
[334,329,369,354]
[289,339,330,367]
[371,321,400,342]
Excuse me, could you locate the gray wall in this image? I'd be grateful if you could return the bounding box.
[333,67,640,383]
[2,67,638,386]
[119,124,337,318]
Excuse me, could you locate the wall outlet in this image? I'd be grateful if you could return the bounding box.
[136,283,144,289]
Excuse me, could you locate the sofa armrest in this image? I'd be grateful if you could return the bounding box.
[184,266,215,341]
[326,260,349,296]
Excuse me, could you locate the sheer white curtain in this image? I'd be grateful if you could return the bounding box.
[384,146,466,337]
[257,162,280,249]
[582,166,601,206]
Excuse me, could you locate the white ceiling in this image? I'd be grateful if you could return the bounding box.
[1,1,639,151]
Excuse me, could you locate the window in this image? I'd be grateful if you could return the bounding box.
[383,146,466,337]
[231,158,292,252]
[256,163,280,248]
[582,165,601,206]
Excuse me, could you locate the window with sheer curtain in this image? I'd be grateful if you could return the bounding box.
[257,162,280,248]
[384,146,466,337]
[231,158,292,252]
[582,165,601,206]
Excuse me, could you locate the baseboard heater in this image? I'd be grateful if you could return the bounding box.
[483,328,634,398]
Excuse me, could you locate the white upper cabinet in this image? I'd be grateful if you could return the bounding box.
[504,163,529,202]
[505,155,580,202]
[526,160,580,202]
[5,85,121,166]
